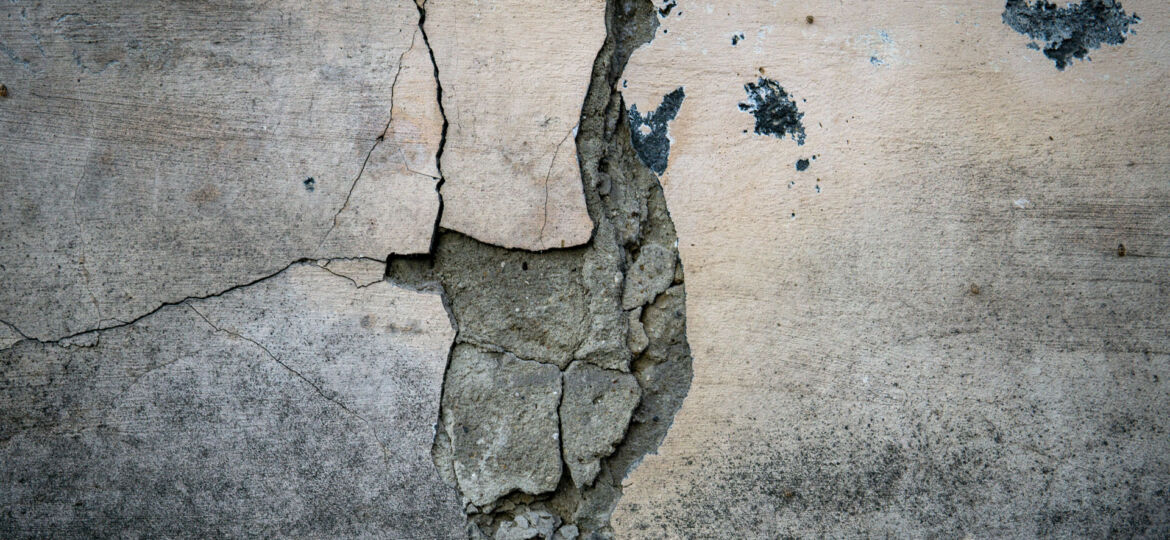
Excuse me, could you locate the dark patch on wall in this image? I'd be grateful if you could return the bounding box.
[795,158,810,171]
[732,32,745,46]
[738,77,806,145]
[1002,0,1141,70]
[658,0,676,17]
[302,177,315,192]
[628,87,685,175]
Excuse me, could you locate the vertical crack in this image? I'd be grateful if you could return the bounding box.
[412,0,450,257]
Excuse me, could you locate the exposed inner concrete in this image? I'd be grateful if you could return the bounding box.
[388,1,693,536]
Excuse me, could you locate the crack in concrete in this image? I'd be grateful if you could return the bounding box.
[539,127,577,250]
[185,303,395,465]
[388,1,691,536]
[1,258,379,349]
[316,30,421,255]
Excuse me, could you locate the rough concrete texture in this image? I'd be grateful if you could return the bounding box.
[561,362,641,488]
[614,0,1170,537]
[0,0,439,341]
[621,243,675,309]
[440,344,564,507]
[428,0,606,251]
[0,264,464,537]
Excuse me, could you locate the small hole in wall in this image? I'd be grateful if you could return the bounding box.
[522,261,529,271]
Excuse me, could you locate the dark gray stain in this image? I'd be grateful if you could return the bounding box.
[738,77,806,145]
[1002,0,1141,70]
[732,32,745,46]
[628,87,685,175]
[302,177,315,192]
[658,0,676,17]
[796,158,810,171]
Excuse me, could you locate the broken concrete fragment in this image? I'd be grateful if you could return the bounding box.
[435,234,588,369]
[627,307,649,354]
[494,510,562,540]
[561,362,641,488]
[574,242,634,372]
[428,0,606,250]
[553,524,580,540]
[442,344,563,506]
[622,243,676,309]
[0,265,463,537]
[0,0,437,341]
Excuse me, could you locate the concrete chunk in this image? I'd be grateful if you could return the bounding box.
[442,344,563,506]
[561,362,641,488]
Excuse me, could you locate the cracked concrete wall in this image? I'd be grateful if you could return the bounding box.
[4,0,1170,538]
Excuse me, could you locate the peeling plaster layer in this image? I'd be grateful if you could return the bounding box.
[0,0,439,341]
[614,0,1170,537]
[0,265,464,537]
[427,1,606,251]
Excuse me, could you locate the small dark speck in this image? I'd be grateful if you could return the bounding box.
[1048,135,1054,140]
[303,177,316,192]
[0,84,8,98]
[796,158,810,171]
[806,15,815,24]
[521,261,529,271]
[1117,243,1126,257]
[969,283,981,296]
[652,415,660,422]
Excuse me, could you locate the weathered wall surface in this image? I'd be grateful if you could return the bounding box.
[614,0,1170,537]
[1,264,465,537]
[2,0,1169,538]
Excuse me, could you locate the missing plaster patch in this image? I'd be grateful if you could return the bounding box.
[1002,0,1140,70]
[739,77,806,145]
[390,0,693,536]
[628,87,685,175]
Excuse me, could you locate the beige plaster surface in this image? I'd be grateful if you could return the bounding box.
[615,1,1170,537]
[428,0,606,250]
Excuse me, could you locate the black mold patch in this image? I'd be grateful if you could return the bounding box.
[628,87,685,175]
[732,32,745,46]
[795,158,810,171]
[302,177,315,192]
[1002,0,1140,70]
[738,78,806,145]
